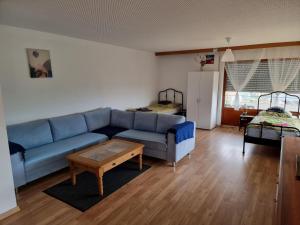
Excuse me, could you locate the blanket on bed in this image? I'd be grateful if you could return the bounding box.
[249,111,300,132]
[147,103,180,114]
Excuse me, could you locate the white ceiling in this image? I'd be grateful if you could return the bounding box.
[0,0,299,52]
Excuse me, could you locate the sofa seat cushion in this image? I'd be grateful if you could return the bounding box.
[84,107,111,131]
[92,126,128,139]
[156,114,185,134]
[111,110,135,129]
[25,133,108,164]
[49,114,88,141]
[134,112,157,132]
[7,119,53,149]
[114,129,167,151]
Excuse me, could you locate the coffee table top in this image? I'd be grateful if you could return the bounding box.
[66,139,144,168]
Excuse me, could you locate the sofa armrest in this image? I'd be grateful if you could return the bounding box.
[167,121,196,163]
[10,152,26,188]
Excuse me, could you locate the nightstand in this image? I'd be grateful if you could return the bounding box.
[239,114,254,130]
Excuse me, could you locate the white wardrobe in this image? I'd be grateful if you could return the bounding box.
[187,71,219,129]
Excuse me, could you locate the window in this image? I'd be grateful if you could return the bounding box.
[224,60,300,112]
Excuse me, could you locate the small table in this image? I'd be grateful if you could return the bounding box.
[66,139,144,196]
[239,114,254,130]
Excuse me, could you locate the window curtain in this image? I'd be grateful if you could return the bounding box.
[225,49,265,110]
[268,58,300,91]
[268,58,300,106]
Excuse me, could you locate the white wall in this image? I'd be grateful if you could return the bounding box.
[158,46,300,125]
[0,85,17,215]
[158,53,219,109]
[0,25,158,125]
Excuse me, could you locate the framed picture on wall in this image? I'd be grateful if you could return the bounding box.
[26,48,53,78]
[205,54,215,64]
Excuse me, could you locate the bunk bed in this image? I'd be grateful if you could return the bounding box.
[243,91,300,154]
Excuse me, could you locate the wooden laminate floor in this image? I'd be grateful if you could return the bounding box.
[1,127,279,225]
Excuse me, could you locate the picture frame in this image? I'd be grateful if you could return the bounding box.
[26,48,53,78]
[205,54,215,64]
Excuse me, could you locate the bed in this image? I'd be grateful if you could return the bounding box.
[130,88,184,115]
[243,91,300,154]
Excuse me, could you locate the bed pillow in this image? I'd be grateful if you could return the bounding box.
[267,106,285,113]
[158,100,172,105]
[259,110,292,118]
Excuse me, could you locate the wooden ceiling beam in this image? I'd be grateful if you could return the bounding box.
[155,41,300,56]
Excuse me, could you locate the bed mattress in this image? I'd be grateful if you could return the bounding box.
[247,126,299,140]
[246,111,300,140]
[147,103,180,115]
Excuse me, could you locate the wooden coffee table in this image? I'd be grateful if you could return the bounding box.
[66,139,144,196]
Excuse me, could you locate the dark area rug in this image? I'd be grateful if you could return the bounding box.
[44,161,150,211]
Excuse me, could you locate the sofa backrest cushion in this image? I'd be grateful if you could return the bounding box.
[84,107,111,131]
[49,113,88,141]
[156,114,185,133]
[134,112,157,132]
[111,110,134,129]
[7,120,53,149]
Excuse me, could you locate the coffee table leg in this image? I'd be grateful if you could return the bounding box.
[139,153,143,171]
[69,162,76,186]
[97,171,104,196]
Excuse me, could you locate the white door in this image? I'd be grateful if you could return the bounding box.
[187,73,201,127]
[197,73,213,129]
[209,73,219,128]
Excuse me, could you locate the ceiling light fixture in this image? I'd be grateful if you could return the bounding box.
[221,37,235,62]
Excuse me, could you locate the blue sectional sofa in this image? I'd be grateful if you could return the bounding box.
[7,108,196,188]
